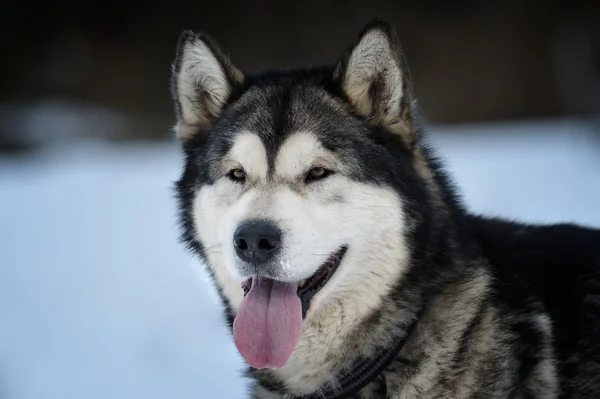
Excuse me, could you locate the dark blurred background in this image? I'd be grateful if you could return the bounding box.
[2,0,599,151]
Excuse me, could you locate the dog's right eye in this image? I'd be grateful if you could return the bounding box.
[228,168,246,182]
[305,167,332,182]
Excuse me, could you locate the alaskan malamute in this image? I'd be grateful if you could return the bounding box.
[171,19,600,398]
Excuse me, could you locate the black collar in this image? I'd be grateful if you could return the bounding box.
[296,315,420,399]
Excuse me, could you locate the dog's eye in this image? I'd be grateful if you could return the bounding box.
[306,167,331,182]
[228,168,246,182]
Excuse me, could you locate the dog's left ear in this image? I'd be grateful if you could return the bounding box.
[334,19,415,144]
[171,31,244,141]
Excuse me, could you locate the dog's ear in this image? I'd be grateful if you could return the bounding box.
[334,19,415,144]
[171,31,244,140]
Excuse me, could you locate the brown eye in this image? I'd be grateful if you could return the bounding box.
[306,167,331,182]
[228,168,246,182]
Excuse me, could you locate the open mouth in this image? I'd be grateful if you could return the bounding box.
[241,246,347,317]
[233,246,347,369]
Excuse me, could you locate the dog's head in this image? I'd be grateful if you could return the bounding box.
[173,20,436,370]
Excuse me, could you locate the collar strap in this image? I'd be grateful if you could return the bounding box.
[298,315,419,399]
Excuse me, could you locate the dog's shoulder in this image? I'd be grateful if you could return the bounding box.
[466,213,600,396]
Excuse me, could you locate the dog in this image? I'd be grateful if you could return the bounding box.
[170,19,600,398]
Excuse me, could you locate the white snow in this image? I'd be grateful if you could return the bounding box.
[0,118,599,398]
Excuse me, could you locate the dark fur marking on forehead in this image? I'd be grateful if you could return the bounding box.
[265,84,294,173]
[208,70,329,153]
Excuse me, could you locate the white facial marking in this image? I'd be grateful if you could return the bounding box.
[274,132,335,178]
[224,131,269,179]
[193,130,409,323]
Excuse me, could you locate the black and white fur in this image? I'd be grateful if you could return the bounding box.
[171,19,600,398]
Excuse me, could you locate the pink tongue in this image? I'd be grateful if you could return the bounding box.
[233,276,302,369]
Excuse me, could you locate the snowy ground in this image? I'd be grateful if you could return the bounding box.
[1,118,599,399]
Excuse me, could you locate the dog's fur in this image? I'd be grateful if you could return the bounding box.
[171,19,600,398]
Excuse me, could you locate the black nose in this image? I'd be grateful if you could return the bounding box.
[233,220,282,265]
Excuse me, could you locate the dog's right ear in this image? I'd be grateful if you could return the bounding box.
[171,31,244,141]
[334,19,416,146]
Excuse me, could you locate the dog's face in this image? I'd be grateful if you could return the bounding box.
[173,21,428,369]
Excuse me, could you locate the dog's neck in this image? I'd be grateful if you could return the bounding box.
[298,311,421,399]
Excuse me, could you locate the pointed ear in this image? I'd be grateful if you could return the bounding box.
[171,31,244,140]
[334,20,415,144]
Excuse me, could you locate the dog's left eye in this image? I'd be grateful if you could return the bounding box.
[228,168,246,182]
[306,167,331,182]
